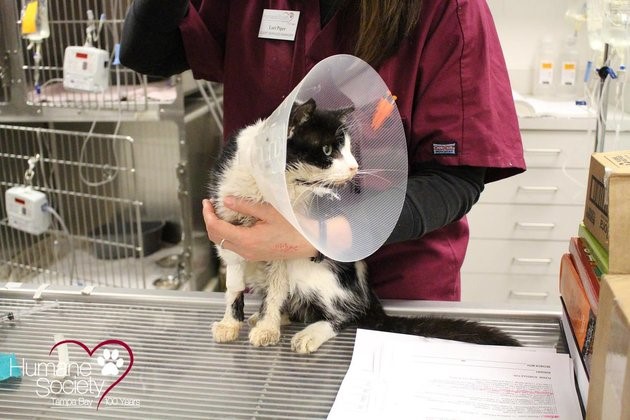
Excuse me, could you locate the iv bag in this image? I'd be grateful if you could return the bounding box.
[565,0,587,27]
[587,0,630,48]
[21,0,50,42]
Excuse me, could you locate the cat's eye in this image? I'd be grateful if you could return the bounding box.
[322,145,333,156]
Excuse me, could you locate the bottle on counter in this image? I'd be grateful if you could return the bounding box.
[532,35,557,98]
[557,34,580,99]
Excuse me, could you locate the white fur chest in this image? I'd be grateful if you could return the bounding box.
[214,122,266,222]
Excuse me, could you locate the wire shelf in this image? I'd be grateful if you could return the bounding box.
[16,0,176,111]
[0,123,157,288]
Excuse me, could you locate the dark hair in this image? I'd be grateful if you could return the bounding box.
[354,0,423,67]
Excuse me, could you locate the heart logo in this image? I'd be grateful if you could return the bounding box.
[49,339,134,410]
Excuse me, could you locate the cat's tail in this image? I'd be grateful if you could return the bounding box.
[360,314,522,347]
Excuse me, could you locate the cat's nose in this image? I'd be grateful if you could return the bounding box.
[348,165,358,176]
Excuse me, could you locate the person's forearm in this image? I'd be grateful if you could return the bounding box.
[386,165,486,244]
[120,0,190,76]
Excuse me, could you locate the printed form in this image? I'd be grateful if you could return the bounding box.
[328,329,582,420]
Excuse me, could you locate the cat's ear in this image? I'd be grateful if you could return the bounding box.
[335,106,355,120]
[290,98,317,129]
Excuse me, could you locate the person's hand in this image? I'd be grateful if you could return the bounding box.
[202,197,319,261]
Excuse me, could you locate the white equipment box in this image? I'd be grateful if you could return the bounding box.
[63,46,110,92]
[5,186,51,235]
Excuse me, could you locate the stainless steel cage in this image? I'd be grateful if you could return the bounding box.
[0,123,159,288]
[15,0,173,112]
[0,1,224,293]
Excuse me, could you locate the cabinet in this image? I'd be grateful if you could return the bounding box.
[0,1,222,291]
[461,118,597,303]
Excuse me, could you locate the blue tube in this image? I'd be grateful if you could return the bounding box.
[584,60,593,83]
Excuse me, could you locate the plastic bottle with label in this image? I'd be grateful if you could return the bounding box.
[532,36,557,98]
[557,35,581,99]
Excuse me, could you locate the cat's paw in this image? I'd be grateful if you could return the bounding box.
[291,322,336,354]
[211,320,242,343]
[249,325,281,347]
[291,331,324,354]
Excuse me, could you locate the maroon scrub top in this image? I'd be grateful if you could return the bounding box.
[180,0,525,301]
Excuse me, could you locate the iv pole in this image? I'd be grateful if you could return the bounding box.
[594,42,611,153]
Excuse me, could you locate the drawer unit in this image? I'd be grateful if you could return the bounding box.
[461,122,594,303]
[462,239,567,276]
[461,273,558,303]
[521,130,593,168]
[481,168,588,205]
[466,203,584,241]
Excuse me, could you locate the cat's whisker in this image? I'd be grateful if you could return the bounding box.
[289,178,330,207]
[291,191,312,208]
[355,171,392,184]
[357,169,406,174]
[290,185,315,207]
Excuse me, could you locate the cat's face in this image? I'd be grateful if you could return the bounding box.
[285,99,358,186]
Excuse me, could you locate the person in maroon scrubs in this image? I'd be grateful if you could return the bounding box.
[120,0,525,301]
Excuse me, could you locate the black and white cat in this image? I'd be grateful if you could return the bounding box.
[209,98,520,354]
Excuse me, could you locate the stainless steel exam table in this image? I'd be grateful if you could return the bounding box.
[0,283,569,419]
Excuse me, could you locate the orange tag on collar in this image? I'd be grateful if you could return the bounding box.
[372,91,397,130]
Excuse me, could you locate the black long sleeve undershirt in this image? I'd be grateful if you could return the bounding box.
[119,0,190,77]
[385,165,485,245]
[121,0,487,245]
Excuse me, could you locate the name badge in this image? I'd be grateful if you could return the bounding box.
[258,9,300,41]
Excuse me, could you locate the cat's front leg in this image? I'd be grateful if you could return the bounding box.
[249,261,288,347]
[291,321,338,354]
[212,254,246,343]
[248,311,291,327]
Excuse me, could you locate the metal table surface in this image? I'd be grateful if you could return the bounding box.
[0,284,566,419]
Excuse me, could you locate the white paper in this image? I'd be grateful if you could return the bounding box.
[328,329,582,420]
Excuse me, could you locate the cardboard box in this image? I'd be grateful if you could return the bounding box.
[586,275,630,419]
[583,150,630,273]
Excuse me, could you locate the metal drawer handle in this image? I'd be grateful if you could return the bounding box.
[515,222,556,230]
[524,148,562,155]
[517,186,559,192]
[512,257,553,265]
[509,291,549,299]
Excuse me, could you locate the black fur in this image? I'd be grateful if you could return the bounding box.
[284,260,521,347]
[287,99,354,171]
[231,292,245,322]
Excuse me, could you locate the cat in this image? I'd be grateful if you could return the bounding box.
[208,98,520,353]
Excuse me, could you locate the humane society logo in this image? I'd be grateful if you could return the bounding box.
[10,339,138,410]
